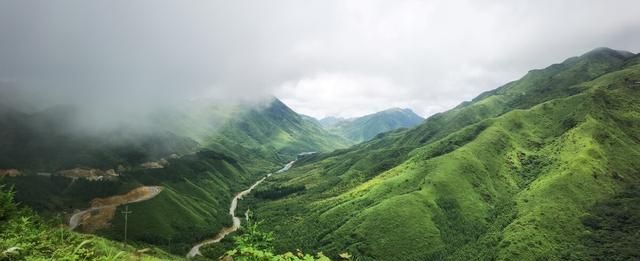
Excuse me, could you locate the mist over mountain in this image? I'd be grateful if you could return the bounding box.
[318,116,345,128]
[0,97,345,172]
[246,47,640,260]
[321,108,424,142]
[2,1,640,121]
[2,1,640,261]
[0,96,348,257]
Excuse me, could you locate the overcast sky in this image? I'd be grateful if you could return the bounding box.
[1,0,639,119]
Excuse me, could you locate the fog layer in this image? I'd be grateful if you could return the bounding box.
[1,0,639,123]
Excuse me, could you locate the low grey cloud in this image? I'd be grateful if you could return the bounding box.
[1,0,639,121]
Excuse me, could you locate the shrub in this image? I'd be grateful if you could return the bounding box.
[223,216,334,261]
[0,184,17,222]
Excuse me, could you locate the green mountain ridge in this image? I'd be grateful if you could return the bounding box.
[0,97,347,257]
[0,98,346,172]
[207,99,351,170]
[244,47,640,260]
[321,108,424,143]
[3,47,640,261]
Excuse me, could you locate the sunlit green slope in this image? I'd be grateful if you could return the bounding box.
[247,48,640,260]
[0,184,184,261]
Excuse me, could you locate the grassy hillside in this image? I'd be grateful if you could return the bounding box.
[0,97,348,257]
[207,99,350,167]
[0,98,347,173]
[323,108,424,143]
[151,98,350,172]
[0,184,184,260]
[3,47,638,260]
[245,48,640,260]
[4,150,259,254]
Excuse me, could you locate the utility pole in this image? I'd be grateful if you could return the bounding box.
[122,205,132,243]
[59,213,64,242]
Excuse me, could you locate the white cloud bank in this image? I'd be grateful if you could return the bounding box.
[1,0,639,119]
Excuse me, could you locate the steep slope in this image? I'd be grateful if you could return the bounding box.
[0,98,348,256]
[324,108,424,143]
[0,105,199,171]
[319,116,345,128]
[0,98,347,173]
[4,150,255,254]
[246,48,640,260]
[0,184,184,260]
[207,98,351,170]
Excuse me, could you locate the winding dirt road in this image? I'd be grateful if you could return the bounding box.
[187,161,295,258]
[69,186,164,230]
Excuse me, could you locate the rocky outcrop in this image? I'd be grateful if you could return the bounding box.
[0,169,21,177]
[57,168,119,181]
[140,158,169,169]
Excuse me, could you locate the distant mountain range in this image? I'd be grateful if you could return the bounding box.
[247,47,640,260]
[3,47,640,261]
[319,108,424,143]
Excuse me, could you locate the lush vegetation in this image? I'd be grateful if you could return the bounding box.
[219,217,334,261]
[0,98,347,173]
[3,150,251,254]
[208,99,350,168]
[0,184,183,260]
[193,213,347,261]
[245,48,640,260]
[581,185,640,260]
[2,48,640,260]
[0,98,348,257]
[254,184,306,200]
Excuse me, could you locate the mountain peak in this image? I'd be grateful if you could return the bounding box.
[583,47,635,59]
[324,107,424,142]
[381,107,418,115]
[382,107,406,112]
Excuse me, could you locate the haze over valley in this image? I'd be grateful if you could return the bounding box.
[1,1,640,260]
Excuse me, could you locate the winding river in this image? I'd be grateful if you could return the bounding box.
[187,161,295,258]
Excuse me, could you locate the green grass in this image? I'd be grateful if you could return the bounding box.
[4,150,260,256]
[1,97,348,258]
[2,48,639,260]
[0,185,183,261]
[245,48,640,260]
[208,98,350,167]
